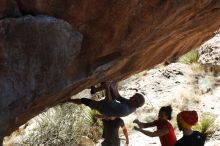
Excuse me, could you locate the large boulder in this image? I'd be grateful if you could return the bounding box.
[198,33,220,75]
[1,0,220,141]
[0,0,21,18]
[199,33,220,65]
[0,15,82,141]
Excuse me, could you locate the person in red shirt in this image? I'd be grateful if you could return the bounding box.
[133,105,177,146]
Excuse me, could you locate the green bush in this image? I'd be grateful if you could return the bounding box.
[193,113,216,140]
[179,50,199,64]
[84,109,103,142]
[21,104,102,145]
[85,109,102,126]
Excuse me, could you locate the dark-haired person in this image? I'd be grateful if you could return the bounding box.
[96,116,129,146]
[175,111,205,146]
[63,81,145,118]
[134,106,176,146]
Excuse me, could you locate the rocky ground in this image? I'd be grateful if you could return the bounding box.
[109,33,220,146]
[111,62,220,146]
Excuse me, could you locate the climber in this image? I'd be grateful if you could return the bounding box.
[175,110,205,146]
[63,81,145,118]
[96,116,129,146]
[133,105,177,146]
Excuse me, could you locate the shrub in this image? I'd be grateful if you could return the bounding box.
[21,104,85,145]
[179,50,199,64]
[84,109,103,143]
[193,113,216,140]
[85,109,102,126]
[21,104,102,145]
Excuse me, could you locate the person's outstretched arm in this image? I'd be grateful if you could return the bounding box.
[90,86,105,94]
[90,81,111,94]
[122,125,129,145]
[105,82,112,100]
[91,82,113,100]
[134,126,169,137]
[109,82,130,104]
[109,82,122,98]
[133,119,156,128]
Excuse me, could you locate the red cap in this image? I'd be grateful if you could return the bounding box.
[179,111,198,126]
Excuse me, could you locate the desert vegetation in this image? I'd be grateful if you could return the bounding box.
[193,113,217,140]
[10,104,102,146]
[179,50,200,65]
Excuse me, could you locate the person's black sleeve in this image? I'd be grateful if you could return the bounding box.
[199,133,206,146]
[81,98,92,106]
[117,96,129,103]
[175,141,180,146]
[174,138,184,146]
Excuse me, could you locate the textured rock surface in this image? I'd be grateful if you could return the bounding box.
[199,33,220,65]
[0,0,21,18]
[0,15,82,140]
[1,0,220,141]
[198,33,220,76]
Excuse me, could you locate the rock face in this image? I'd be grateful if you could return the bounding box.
[198,33,220,76]
[1,0,220,141]
[199,33,220,65]
[0,15,82,140]
[0,0,21,18]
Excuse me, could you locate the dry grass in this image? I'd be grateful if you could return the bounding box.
[171,92,201,132]
[190,63,206,74]
[172,92,200,112]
